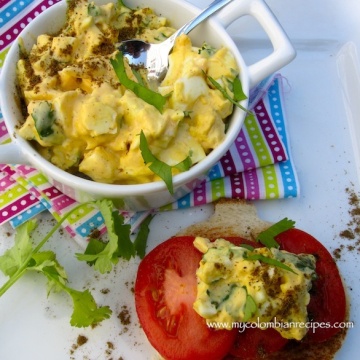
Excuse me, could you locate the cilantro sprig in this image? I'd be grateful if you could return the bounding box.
[32,101,55,138]
[139,130,192,194]
[256,218,295,248]
[243,251,297,274]
[0,199,153,327]
[76,199,153,272]
[204,73,248,112]
[242,286,257,321]
[110,51,167,112]
[0,205,111,327]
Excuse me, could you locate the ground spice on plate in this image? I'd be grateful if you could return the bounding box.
[333,186,360,259]
[70,335,88,355]
[118,305,131,326]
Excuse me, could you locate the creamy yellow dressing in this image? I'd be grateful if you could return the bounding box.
[17,0,239,184]
[193,237,316,340]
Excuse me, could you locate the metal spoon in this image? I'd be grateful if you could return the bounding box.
[119,0,233,86]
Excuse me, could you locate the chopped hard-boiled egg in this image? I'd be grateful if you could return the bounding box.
[193,237,317,341]
[17,0,239,184]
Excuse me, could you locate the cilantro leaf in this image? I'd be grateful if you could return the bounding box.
[238,244,255,251]
[39,255,112,327]
[256,218,296,248]
[0,208,112,327]
[88,3,101,16]
[80,239,107,266]
[117,0,129,8]
[139,130,192,194]
[242,286,257,321]
[244,252,297,274]
[132,68,145,85]
[29,250,68,294]
[0,199,152,327]
[112,210,136,260]
[32,101,55,138]
[66,288,112,327]
[76,200,120,273]
[77,199,153,270]
[204,73,248,113]
[232,76,247,102]
[0,219,37,277]
[133,214,154,258]
[110,52,167,112]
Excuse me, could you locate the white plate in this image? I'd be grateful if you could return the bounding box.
[1,0,360,358]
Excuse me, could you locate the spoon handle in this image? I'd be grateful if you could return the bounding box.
[179,0,233,36]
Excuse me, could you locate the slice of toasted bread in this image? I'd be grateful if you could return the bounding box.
[177,198,272,240]
[177,198,347,360]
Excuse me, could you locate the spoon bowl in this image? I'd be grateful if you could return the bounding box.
[119,0,233,84]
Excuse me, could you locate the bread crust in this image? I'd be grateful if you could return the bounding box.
[177,198,272,240]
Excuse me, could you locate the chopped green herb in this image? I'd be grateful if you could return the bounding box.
[133,213,154,258]
[256,218,295,248]
[139,130,192,194]
[204,72,248,112]
[295,254,317,272]
[238,244,255,251]
[131,68,145,85]
[88,3,101,16]
[244,252,297,274]
[198,43,216,56]
[117,0,129,8]
[232,76,247,102]
[242,286,257,321]
[32,101,55,138]
[110,52,167,112]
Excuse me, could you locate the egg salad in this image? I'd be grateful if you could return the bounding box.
[16,0,239,184]
[193,237,317,340]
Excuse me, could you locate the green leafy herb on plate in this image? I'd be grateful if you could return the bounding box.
[0,206,112,327]
[76,199,154,271]
[0,199,153,327]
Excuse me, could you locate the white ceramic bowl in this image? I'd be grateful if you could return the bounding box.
[0,0,295,211]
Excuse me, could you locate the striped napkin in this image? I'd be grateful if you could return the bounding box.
[0,0,299,248]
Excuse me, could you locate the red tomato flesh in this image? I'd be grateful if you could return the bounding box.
[229,327,289,360]
[135,229,346,359]
[135,236,237,360]
[275,228,347,343]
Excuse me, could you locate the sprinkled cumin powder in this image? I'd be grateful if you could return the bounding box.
[118,305,131,326]
[333,186,360,259]
[70,335,88,355]
[77,335,88,346]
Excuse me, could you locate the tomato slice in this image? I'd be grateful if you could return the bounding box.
[135,236,237,360]
[135,229,346,360]
[275,228,347,343]
[229,327,289,359]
